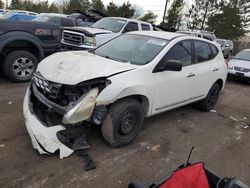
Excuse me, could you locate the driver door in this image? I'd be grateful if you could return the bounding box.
[152,40,197,114]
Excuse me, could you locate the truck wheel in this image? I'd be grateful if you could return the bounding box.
[3,51,38,82]
[102,99,145,147]
[196,83,221,112]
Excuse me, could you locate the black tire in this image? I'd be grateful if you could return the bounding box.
[196,83,221,112]
[102,99,145,147]
[3,50,38,82]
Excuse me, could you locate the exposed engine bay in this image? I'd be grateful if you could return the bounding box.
[30,72,109,127]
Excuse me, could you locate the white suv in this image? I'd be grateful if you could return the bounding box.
[23,31,227,158]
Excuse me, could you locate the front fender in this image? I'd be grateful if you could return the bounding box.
[96,84,154,116]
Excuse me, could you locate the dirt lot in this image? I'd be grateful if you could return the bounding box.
[0,76,249,188]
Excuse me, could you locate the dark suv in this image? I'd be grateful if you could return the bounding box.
[0,20,61,82]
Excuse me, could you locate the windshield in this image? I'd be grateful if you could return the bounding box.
[91,18,127,32]
[217,40,225,47]
[94,34,169,65]
[234,51,250,61]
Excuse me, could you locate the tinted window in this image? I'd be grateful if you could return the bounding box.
[49,17,62,25]
[124,22,139,32]
[210,44,219,57]
[62,18,74,27]
[141,24,150,31]
[164,40,192,66]
[194,41,213,63]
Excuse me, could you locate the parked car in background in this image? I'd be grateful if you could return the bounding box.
[0,11,37,21]
[70,9,108,27]
[61,17,154,50]
[228,49,250,81]
[177,30,216,41]
[216,39,234,58]
[0,19,61,82]
[33,13,79,27]
[23,31,227,158]
[0,9,10,15]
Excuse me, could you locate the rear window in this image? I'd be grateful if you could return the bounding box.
[194,41,213,63]
[210,44,219,57]
[141,24,150,31]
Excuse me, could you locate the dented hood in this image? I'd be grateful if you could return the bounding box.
[37,51,137,85]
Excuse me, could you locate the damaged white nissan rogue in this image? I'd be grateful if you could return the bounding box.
[23,31,227,158]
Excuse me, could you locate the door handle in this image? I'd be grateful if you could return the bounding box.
[213,68,219,72]
[187,73,195,78]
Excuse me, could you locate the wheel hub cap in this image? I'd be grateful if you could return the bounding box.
[13,57,34,78]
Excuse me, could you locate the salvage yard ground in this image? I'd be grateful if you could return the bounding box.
[0,76,249,188]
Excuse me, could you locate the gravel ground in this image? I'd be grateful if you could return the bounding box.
[0,76,249,188]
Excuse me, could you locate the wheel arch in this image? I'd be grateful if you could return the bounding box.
[0,32,44,61]
[215,78,224,91]
[110,94,150,117]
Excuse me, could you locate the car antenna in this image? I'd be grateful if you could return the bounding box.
[185,146,194,166]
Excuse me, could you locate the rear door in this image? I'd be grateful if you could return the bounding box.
[192,40,220,96]
[153,40,197,114]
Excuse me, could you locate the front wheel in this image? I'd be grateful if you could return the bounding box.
[102,99,145,147]
[3,50,38,82]
[196,83,221,112]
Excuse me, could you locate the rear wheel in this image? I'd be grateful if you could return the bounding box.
[102,99,145,147]
[196,83,221,112]
[3,50,38,82]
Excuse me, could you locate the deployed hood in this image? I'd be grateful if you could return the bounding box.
[63,26,113,36]
[229,59,250,69]
[37,51,137,85]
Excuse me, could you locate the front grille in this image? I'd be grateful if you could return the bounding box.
[33,73,62,100]
[63,31,84,45]
[234,66,250,73]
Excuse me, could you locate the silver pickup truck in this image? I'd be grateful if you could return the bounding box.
[61,17,154,50]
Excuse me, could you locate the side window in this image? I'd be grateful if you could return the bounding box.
[123,22,139,32]
[141,24,150,31]
[62,18,75,27]
[194,41,213,63]
[164,40,192,66]
[210,44,219,57]
[49,17,62,25]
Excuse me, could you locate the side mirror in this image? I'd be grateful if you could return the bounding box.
[155,60,183,72]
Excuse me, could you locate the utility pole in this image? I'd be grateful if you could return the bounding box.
[5,0,8,9]
[162,0,169,26]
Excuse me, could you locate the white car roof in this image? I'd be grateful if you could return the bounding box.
[129,31,186,40]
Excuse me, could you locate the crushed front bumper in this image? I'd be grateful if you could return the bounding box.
[23,88,74,159]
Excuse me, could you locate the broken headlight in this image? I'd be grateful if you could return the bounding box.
[62,88,99,124]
